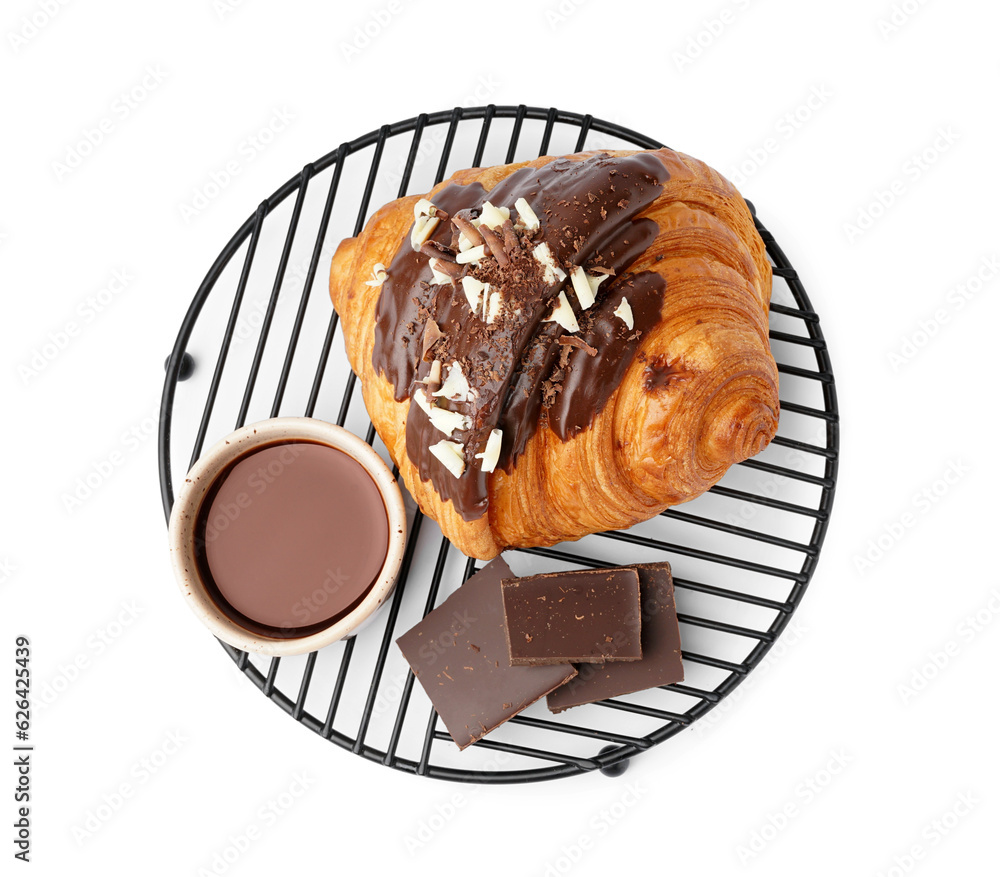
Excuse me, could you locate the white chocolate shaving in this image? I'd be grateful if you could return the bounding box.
[461,276,488,313]
[364,263,388,288]
[429,440,466,478]
[434,361,475,403]
[415,359,443,387]
[413,198,437,219]
[474,429,503,474]
[428,359,442,385]
[456,245,486,265]
[457,231,473,252]
[479,201,510,230]
[417,383,470,446]
[485,290,502,324]
[410,214,439,251]
[514,197,540,230]
[412,388,434,416]
[544,290,580,333]
[570,265,595,309]
[428,259,454,286]
[614,297,634,330]
[587,272,608,296]
[532,242,567,284]
[427,404,471,437]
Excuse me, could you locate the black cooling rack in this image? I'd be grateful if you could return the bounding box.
[159,106,839,783]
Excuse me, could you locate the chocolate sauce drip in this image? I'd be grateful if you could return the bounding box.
[372,153,668,522]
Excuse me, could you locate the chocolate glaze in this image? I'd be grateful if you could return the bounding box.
[373,153,668,522]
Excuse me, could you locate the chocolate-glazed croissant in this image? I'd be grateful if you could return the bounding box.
[329,148,777,560]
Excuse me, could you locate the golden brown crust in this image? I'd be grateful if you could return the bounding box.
[330,148,777,559]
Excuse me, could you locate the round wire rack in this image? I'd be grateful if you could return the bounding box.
[160,105,839,784]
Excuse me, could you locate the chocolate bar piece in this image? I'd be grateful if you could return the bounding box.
[501,568,643,666]
[546,562,684,713]
[396,557,577,750]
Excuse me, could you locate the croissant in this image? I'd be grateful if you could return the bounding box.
[329,148,777,560]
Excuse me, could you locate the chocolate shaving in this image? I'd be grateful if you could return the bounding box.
[452,214,484,247]
[422,320,445,360]
[541,378,563,407]
[437,259,464,280]
[421,240,457,262]
[480,225,509,268]
[558,335,598,357]
[501,219,521,257]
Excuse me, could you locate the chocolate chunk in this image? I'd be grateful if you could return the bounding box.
[546,563,684,713]
[501,568,642,666]
[396,557,577,750]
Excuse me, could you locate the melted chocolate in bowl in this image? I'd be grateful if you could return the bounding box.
[194,441,390,639]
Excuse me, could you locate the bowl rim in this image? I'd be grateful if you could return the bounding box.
[168,417,407,656]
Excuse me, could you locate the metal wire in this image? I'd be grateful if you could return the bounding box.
[159,105,839,783]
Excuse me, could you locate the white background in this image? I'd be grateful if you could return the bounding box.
[3,0,999,874]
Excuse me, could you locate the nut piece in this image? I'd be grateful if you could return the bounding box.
[364,263,388,288]
[462,276,488,313]
[614,297,634,330]
[429,440,466,478]
[474,428,503,473]
[434,361,475,403]
[479,201,510,230]
[544,291,580,333]
[531,242,567,284]
[514,197,540,231]
[456,244,486,265]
